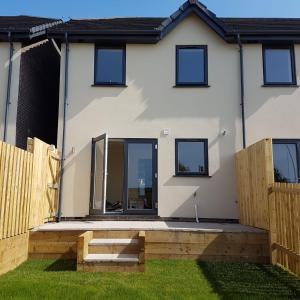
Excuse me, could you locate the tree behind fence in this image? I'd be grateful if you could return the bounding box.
[0,138,60,240]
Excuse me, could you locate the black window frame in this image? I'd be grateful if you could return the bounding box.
[94,45,126,86]
[272,139,300,183]
[175,138,209,177]
[262,45,297,86]
[175,45,208,87]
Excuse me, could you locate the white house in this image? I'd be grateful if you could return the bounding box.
[47,0,300,220]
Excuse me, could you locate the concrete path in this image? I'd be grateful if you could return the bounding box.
[33,221,265,233]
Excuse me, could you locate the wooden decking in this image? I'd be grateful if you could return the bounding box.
[29,221,269,265]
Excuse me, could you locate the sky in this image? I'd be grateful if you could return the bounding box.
[0,0,300,20]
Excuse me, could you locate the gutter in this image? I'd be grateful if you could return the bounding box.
[237,34,246,149]
[3,31,13,142]
[57,32,69,222]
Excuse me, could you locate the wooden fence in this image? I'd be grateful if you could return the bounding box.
[235,139,274,230]
[269,183,300,276]
[235,139,300,276]
[0,138,60,240]
[27,138,60,228]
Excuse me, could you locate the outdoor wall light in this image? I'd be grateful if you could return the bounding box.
[162,128,170,136]
[221,129,227,136]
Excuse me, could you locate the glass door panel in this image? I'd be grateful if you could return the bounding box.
[125,140,157,213]
[90,134,108,213]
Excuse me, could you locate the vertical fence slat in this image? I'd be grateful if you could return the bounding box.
[12,149,22,236]
[3,145,15,238]
[0,142,4,239]
[24,152,33,232]
[15,150,25,235]
[0,144,9,239]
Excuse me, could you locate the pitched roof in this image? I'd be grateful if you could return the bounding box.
[48,0,300,43]
[0,15,62,42]
[0,16,59,32]
[51,17,165,33]
[221,18,300,34]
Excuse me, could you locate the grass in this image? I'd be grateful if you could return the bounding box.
[0,260,300,300]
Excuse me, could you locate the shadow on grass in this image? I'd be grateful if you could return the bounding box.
[44,260,77,272]
[198,261,300,300]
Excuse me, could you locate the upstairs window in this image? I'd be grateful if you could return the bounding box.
[94,46,126,85]
[176,46,208,86]
[273,139,300,183]
[175,139,209,176]
[263,46,296,85]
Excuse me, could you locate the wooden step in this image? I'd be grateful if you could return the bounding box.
[84,253,139,263]
[89,238,139,245]
[77,231,145,272]
[92,230,139,239]
[88,238,139,254]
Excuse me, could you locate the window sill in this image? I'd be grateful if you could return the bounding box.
[173,174,212,178]
[174,84,210,88]
[92,83,128,87]
[262,84,299,88]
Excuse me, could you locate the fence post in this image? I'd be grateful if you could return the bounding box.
[26,138,35,228]
[269,185,277,265]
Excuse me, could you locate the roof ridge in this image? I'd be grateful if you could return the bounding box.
[221,17,300,20]
[0,15,59,21]
[69,17,166,21]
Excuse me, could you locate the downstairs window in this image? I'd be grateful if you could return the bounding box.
[175,139,209,176]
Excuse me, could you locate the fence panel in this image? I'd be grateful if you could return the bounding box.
[235,138,274,230]
[0,138,60,240]
[236,138,300,276]
[0,142,33,239]
[28,138,60,229]
[269,183,300,276]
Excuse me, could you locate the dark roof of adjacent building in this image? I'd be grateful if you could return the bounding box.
[46,0,300,44]
[0,16,62,42]
[0,16,59,32]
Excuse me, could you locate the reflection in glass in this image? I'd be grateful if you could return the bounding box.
[177,48,205,84]
[93,139,105,210]
[265,49,293,83]
[127,143,153,210]
[95,48,124,84]
[177,141,206,174]
[273,143,298,183]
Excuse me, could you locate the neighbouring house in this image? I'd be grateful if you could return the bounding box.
[0,16,61,148]
[40,0,300,220]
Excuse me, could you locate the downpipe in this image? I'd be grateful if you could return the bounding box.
[237,34,246,149]
[57,33,69,222]
[3,32,13,142]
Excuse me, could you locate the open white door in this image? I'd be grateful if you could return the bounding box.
[91,133,108,213]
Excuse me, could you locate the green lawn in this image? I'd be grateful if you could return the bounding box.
[0,260,300,300]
